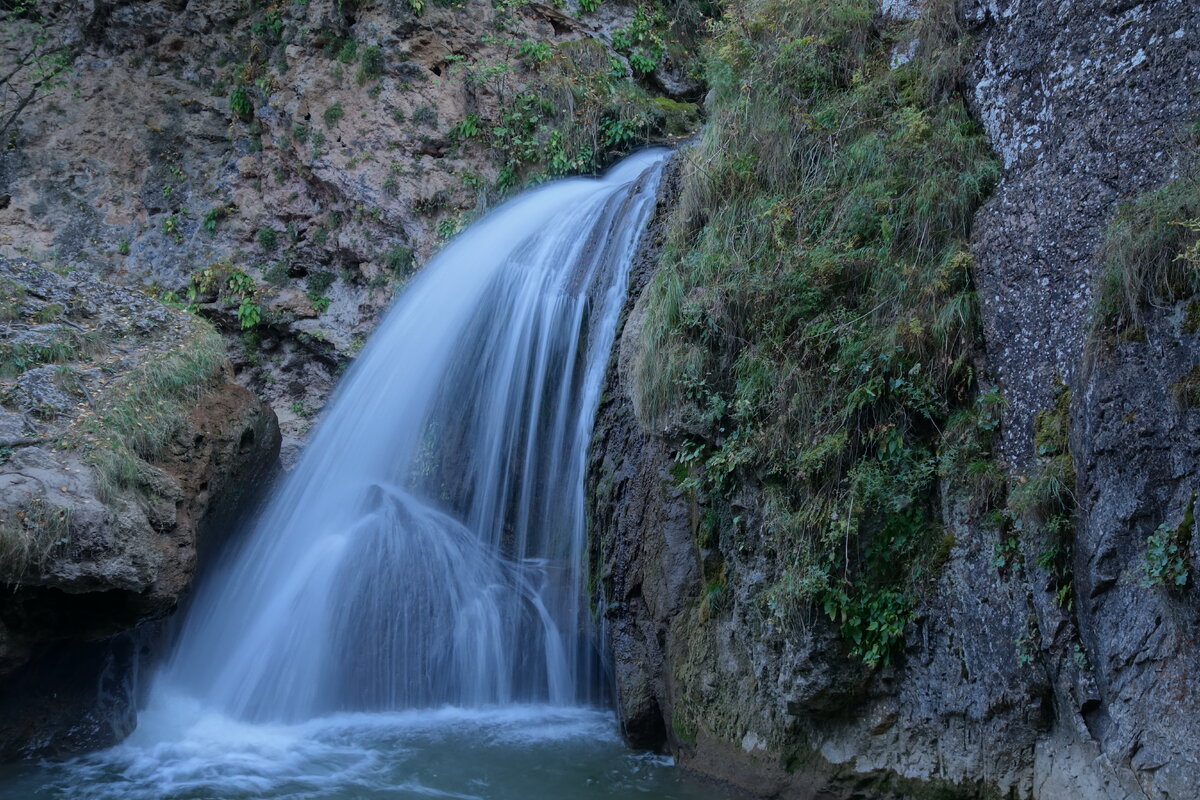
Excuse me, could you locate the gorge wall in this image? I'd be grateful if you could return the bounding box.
[590,0,1200,798]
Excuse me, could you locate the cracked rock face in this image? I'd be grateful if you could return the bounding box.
[966,0,1199,470]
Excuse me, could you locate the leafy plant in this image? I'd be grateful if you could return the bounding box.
[517,40,554,67]
[229,85,253,121]
[1141,496,1194,590]
[237,298,261,329]
[451,113,482,140]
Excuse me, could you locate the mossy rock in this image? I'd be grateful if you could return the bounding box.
[650,97,700,137]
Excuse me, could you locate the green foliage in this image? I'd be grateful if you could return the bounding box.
[335,38,359,64]
[1091,174,1200,339]
[250,8,284,41]
[612,7,667,75]
[203,204,232,234]
[634,0,998,667]
[411,104,438,128]
[1009,381,1076,606]
[357,45,384,85]
[257,227,279,251]
[323,102,345,128]
[306,270,335,296]
[161,213,183,243]
[451,113,482,140]
[517,39,554,67]
[237,298,262,329]
[229,85,253,121]
[1141,495,1194,590]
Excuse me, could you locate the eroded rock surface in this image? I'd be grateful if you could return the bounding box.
[0,259,280,759]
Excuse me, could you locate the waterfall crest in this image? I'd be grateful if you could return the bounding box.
[163,150,668,722]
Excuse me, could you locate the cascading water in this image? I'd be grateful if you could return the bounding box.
[0,150,730,800]
[165,148,666,721]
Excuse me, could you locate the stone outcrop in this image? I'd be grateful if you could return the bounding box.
[0,258,280,759]
[590,1,1200,798]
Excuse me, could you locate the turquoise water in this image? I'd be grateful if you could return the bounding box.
[0,696,730,800]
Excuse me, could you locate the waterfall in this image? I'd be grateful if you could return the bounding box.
[161,150,668,722]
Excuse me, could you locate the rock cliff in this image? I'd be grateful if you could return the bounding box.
[0,258,280,758]
[589,1,1200,798]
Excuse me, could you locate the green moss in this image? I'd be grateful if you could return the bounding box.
[649,97,700,136]
[633,0,998,667]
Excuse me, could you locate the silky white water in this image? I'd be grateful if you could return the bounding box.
[0,150,735,799]
[170,148,667,718]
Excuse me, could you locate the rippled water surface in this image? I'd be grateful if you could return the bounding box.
[0,697,728,800]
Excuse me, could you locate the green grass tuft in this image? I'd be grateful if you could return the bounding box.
[1091,173,1200,339]
[78,326,227,503]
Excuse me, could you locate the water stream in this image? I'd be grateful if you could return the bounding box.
[0,151,730,798]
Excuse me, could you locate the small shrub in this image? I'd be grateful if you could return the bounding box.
[411,104,438,128]
[257,227,279,251]
[306,270,335,296]
[357,45,384,85]
[323,102,345,129]
[229,85,253,121]
[336,39,358,64]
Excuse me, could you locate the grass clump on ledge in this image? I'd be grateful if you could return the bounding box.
[1091,172,1200,340]
[77,325,227,503]
[0,497,73,577]
[633,0,999,667]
